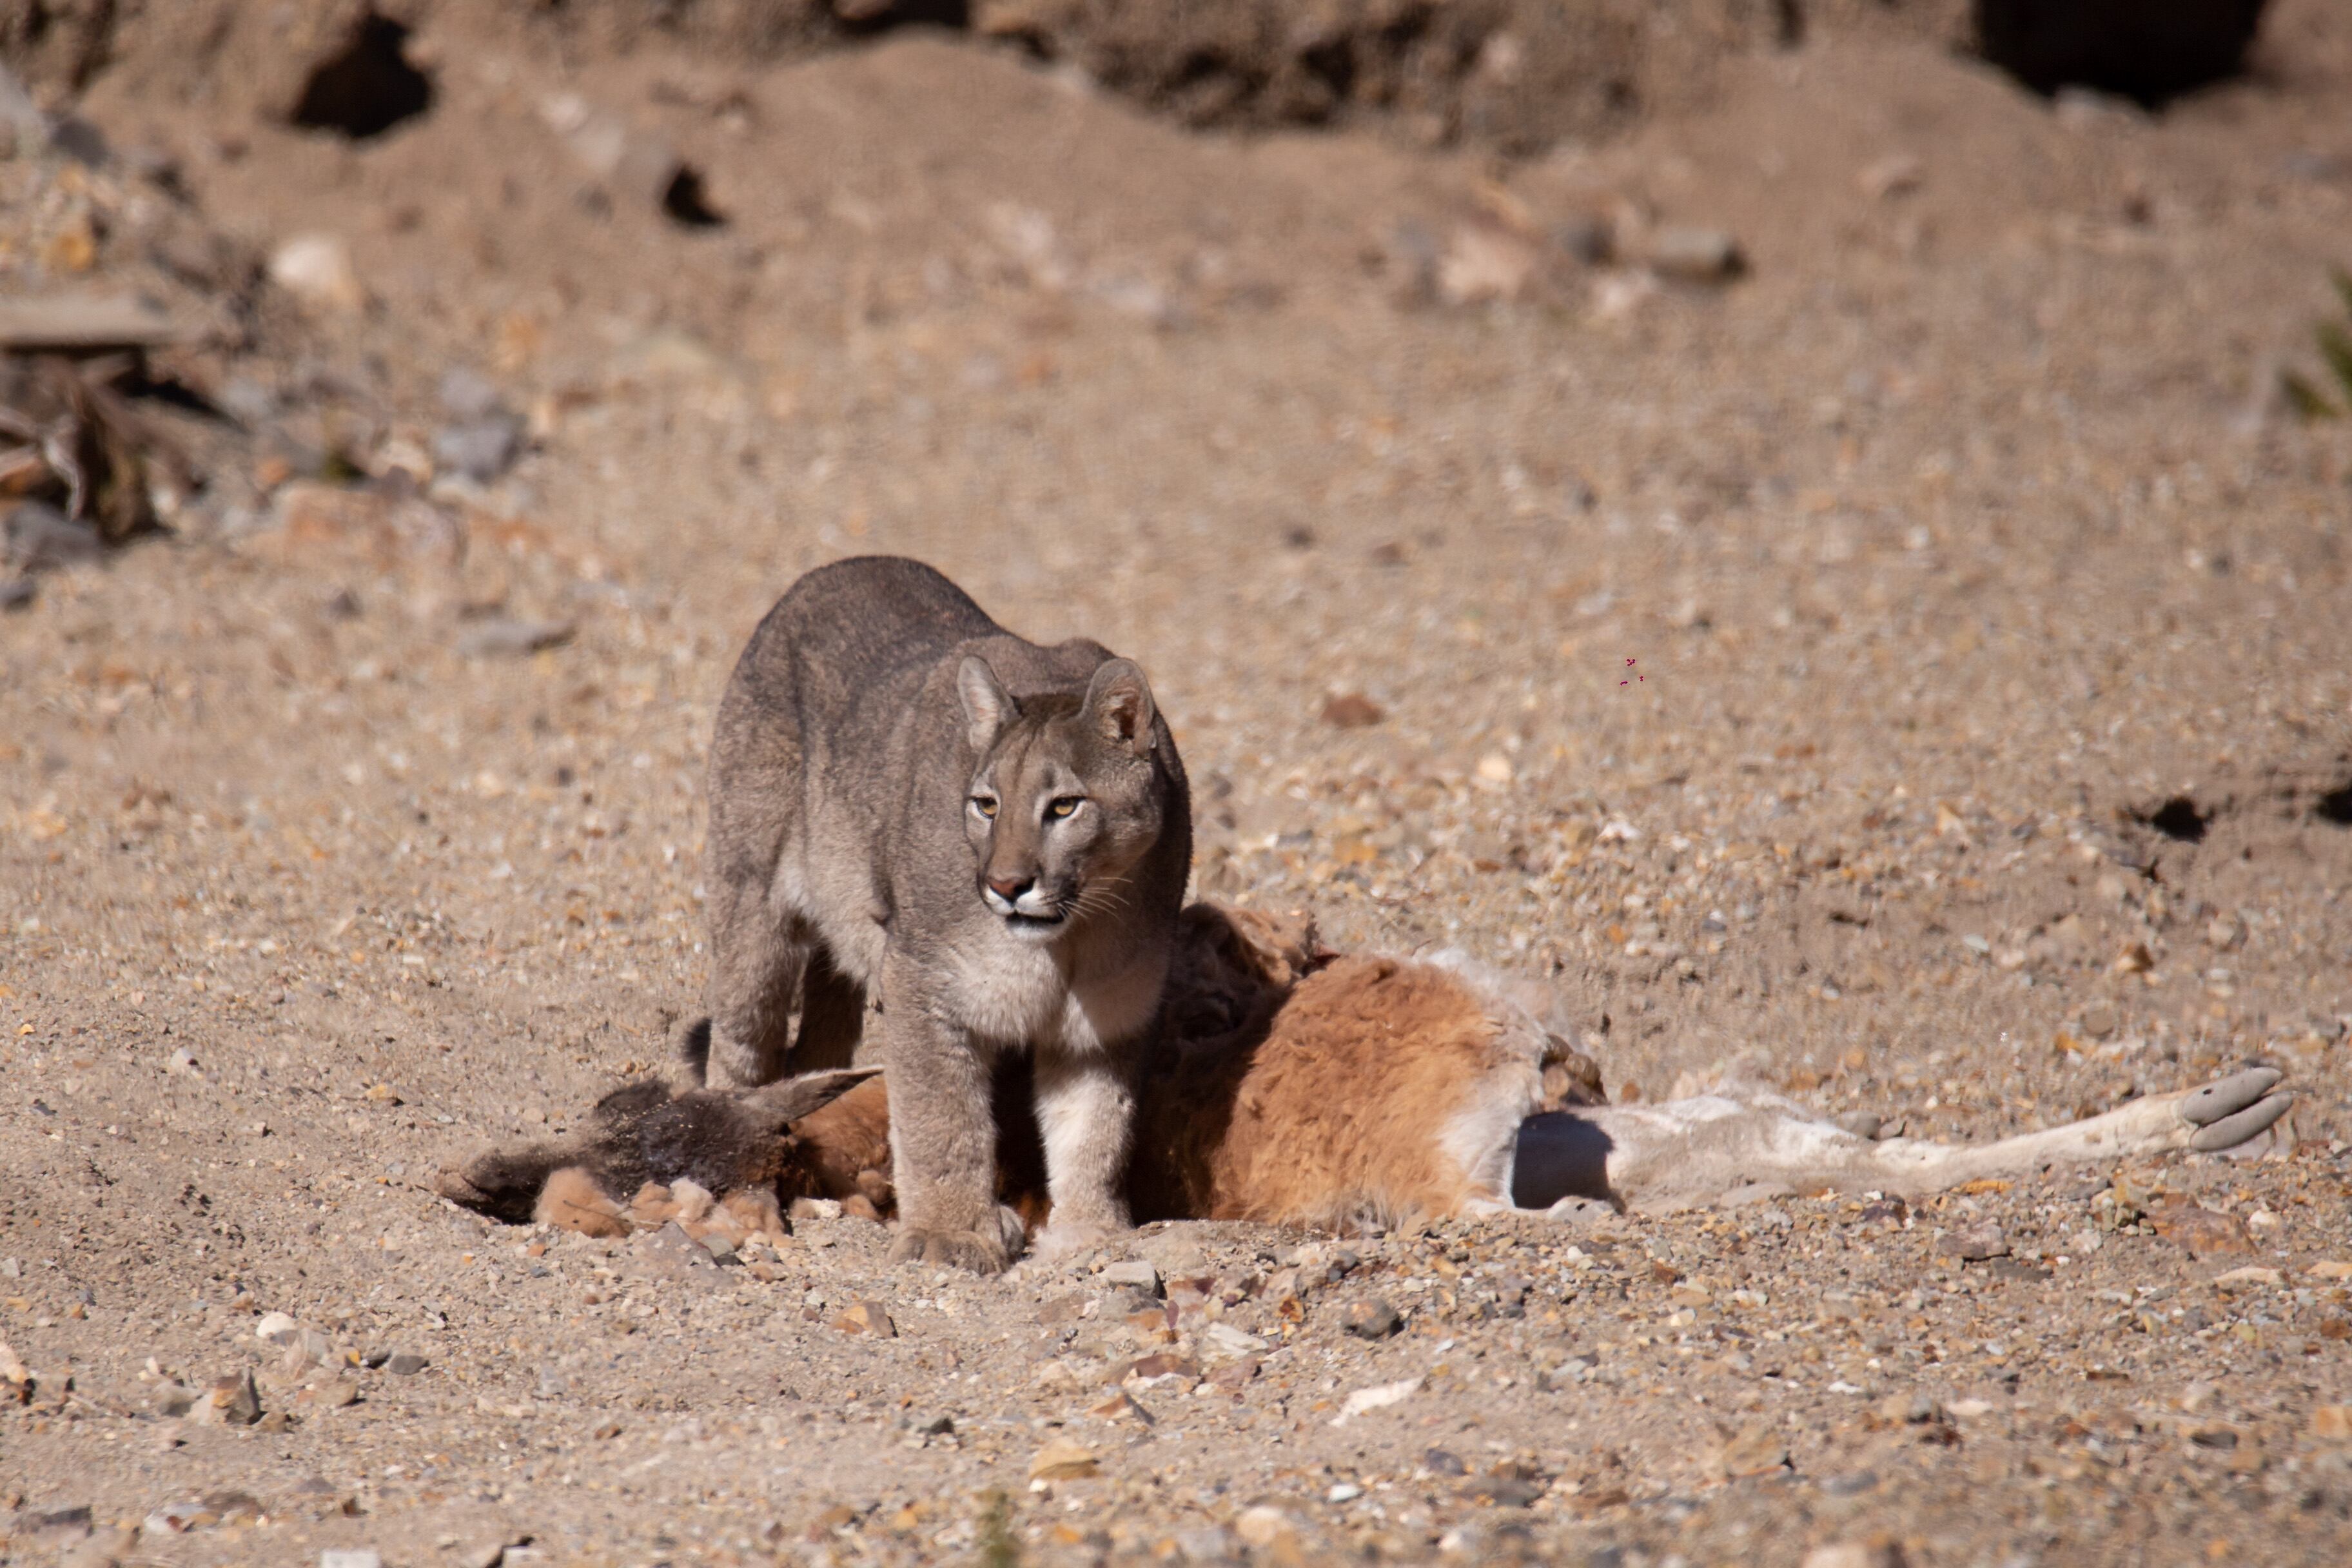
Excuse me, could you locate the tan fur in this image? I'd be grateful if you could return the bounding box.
[1142,956,1516,1227]
[534,1166,629,1238]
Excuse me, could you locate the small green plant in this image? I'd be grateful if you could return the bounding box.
[975,1489,1021,1568]
[2280,266,2352,420]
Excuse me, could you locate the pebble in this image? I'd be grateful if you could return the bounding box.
[1649,226,1745,283]
[1101,1259,1161,1296]
[2313,1406,2352,1441]
[455,618,574,660]
[1233,1506,1293,1549]
[384,1351,428,1376]
[1326,1482,1364,1503]
[1714,1423,1790,1478]
[1027,1438,1099,1482]
[201,1369,262,1426]
[268,233,364,311]
[3,502,103,573]
[254,1311,302,1346]
[1172,1524,1233,1562]
[830,1301,896,1337]
[1341,1297,1402,1338]
[1937,1222,2010,1261]
[1331,1377,1420,1425]
[1320,692,1386,729]
[432,416,523,484]
[319,1551,383,1568]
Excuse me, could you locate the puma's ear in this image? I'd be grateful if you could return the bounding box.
[957,656,1015,755]
[1084,658,1157,757]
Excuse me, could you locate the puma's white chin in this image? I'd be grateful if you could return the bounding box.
[1003,910,1068,941]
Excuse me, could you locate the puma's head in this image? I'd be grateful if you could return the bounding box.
[956,654,1170,940]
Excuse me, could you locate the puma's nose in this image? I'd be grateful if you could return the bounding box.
[987,874,1032,903]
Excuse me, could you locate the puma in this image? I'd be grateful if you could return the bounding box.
[694,556,1190,1272]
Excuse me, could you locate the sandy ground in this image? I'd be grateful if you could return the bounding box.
[5,5,2352,1565]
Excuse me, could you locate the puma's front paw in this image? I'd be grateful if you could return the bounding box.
[888,1207,1027,1274]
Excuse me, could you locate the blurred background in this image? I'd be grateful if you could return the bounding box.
[3,0,2348,1175]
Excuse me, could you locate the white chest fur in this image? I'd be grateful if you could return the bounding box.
[943,934,1163,1055]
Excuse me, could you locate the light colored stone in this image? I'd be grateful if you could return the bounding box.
[268,234,364,312]
[1234,1506,1293,1549]
[1028,1437,1099,1482]
[1101,1259,1161,1295]
[1330,1377,1419,1426]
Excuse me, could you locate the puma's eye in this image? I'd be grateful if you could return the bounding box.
[1047,796,1084,820]
[971,796,998,819]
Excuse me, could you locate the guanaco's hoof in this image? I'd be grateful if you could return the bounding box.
[2177,1067,2292,1152]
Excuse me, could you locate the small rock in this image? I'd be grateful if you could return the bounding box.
[319,1551,384,1568]
[1101,1259,1161,1297]
[1086,1389,1153,1426]
[384,1351,428,1377]
[2312,1406,2352,1442]
[1937,1222,2010,1262]
[1331,1377,1420,1425]
[1877,1389,1942,1425]
[268,233,364,312]
[1201,1322,1267,1359]
[2147,1204,2255,1259]
[1832,1111,1883,1140]
[437,368,504,421]
[1171,1524,1233,1562]
[1714,1422,1790,1478]
[1342,1297,1402,1339]
[1544,1195,1614,1227]
[1649,226,1745,282]
[2213,1266,2282,1291]
[150,1380,196,1417]
[254,1311,302,1347]
[3,502,103,573]
[1233,1505,1293,1549]
[455,617,573,660]
[202,1369,262,1426]
[830,1301,895,1337]
[1803,1545,1902,1568]
[1320,692,1386,729]
[432,416,524,484]
[1436,222,1537,306]
[1027,1437,1099,1482]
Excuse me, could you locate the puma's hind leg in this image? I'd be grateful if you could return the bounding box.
[703,881,814,1090]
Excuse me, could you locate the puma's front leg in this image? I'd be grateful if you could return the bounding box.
[881,962,1023,1273]
[1030,1044,1137,1262]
